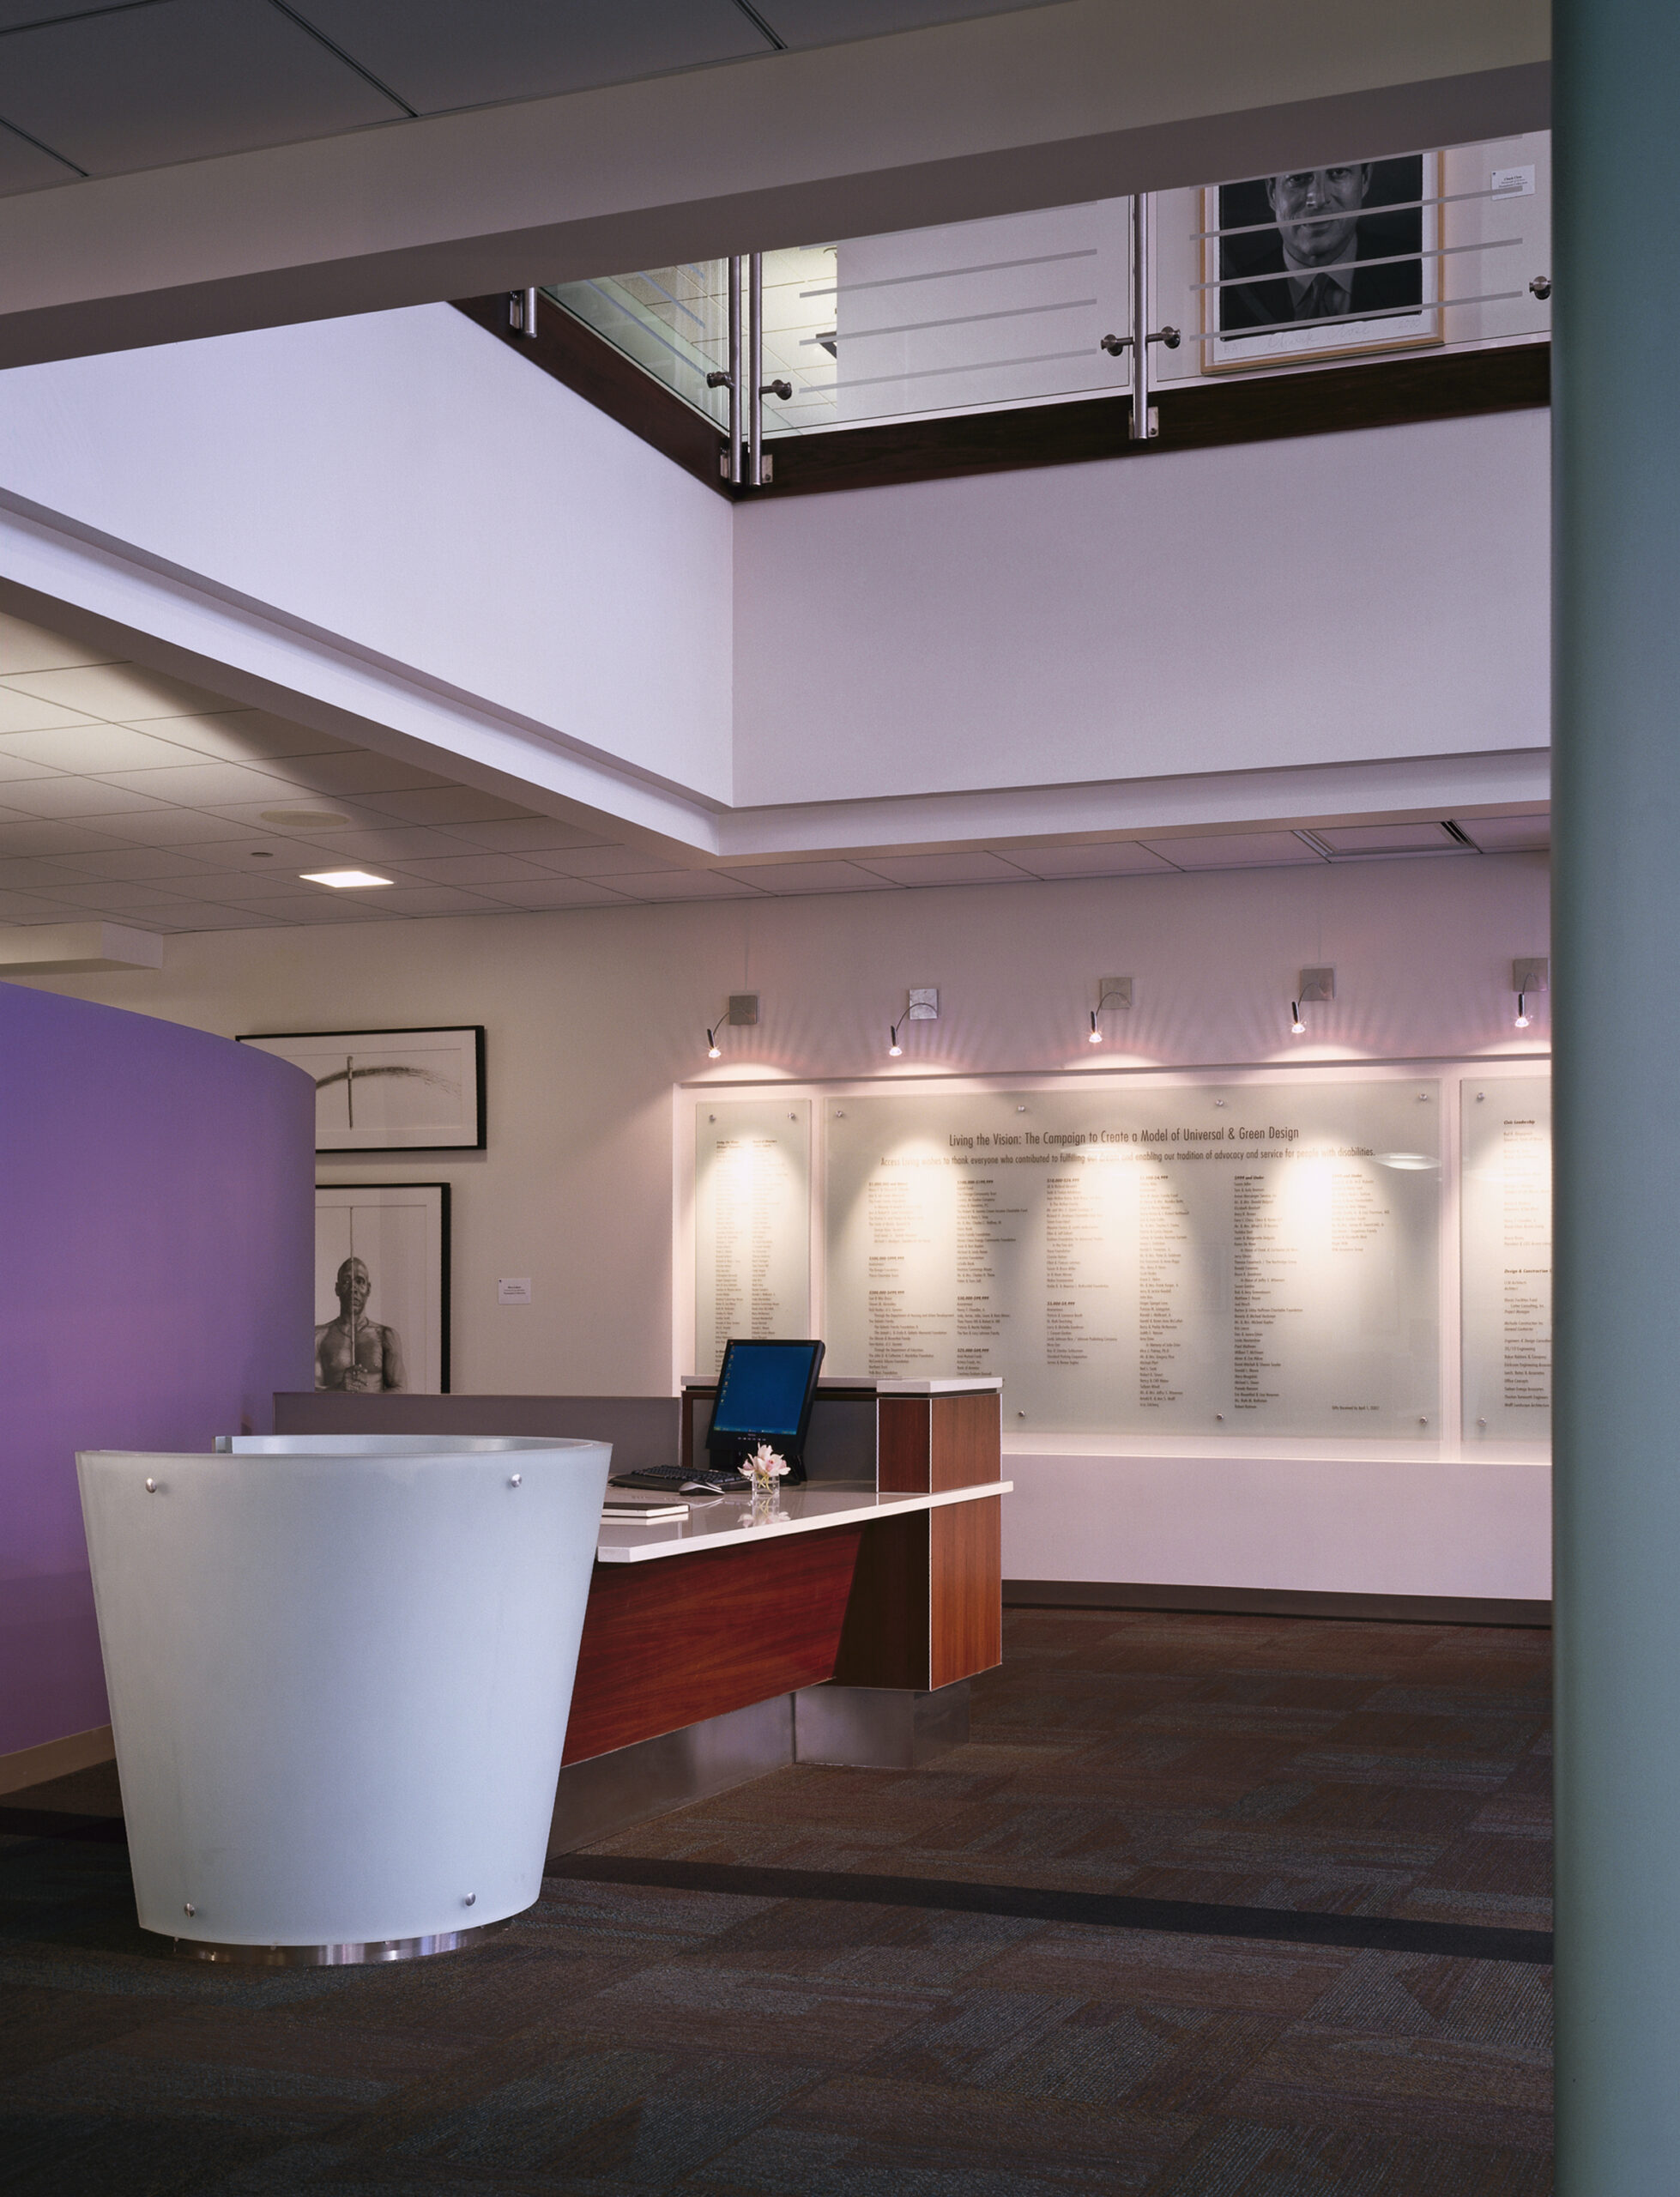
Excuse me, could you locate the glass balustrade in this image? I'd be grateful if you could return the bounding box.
[542,130,1551,445]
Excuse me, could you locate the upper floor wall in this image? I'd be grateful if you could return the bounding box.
[0,299,1548,855]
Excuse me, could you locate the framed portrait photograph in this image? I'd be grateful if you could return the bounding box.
[239,1026,485,1152]
[314,1183,450,1395]
[1202,152,1442,372]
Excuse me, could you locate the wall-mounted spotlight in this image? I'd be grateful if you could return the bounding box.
[1290,965,1335,1036]
[885,988,938,1057]
[704,993,759,1060]
[1087,975,1133,1043]
[1513,956,1549,1030]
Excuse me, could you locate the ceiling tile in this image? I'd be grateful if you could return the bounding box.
[0,0,403,178]
[0,723,212,774]
[469,876,632,909]
[154,866,323,901]
[716,860,897,893]
[79,809,262,846]
[394,851,556,885]
[2,661,235,721]
[49,845,236,883]
[201,797,395,834]
[354,885,512,916]
[163,905,293,930]
[0,113,79,196]
[290,0,771,114]
[531,843,653,876]
[288,825,480,861]
[133,710,356,764]
[0,820,128,856]
[358,787,542,825]
[0,688,100,735]
[1004,843,1178,880]
[0,747,63,783]
[0,889,86,918]
[269,751,458,796]
[1454,814,1550,853]
[0,612,120,675]
[23,880,194,913]
[1311,821,1463,856]
[217,893,392,923]
[1140,832,1326,870]
[854,850,1035,886]
[0,778,184,820]
[608,870,768,900]
[442,817,618,854]
[758,1,1064,49]
[94,760,318,807]
[0,856,99,889]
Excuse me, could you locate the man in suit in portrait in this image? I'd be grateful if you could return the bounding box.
[1219,163,1422,333]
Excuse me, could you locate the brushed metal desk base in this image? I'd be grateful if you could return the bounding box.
[165,1916,516,1965]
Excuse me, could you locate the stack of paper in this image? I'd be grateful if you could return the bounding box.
[601,1496,688,1525]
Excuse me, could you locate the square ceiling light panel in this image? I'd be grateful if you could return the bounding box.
[0,0,404,178]
[1142,832,1326,870]
[758,0,1068,47]
[290,0,774,113]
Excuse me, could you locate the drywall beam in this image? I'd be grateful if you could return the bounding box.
[0,922,165,973]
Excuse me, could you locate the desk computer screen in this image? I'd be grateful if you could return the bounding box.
[706,1338,825,1473]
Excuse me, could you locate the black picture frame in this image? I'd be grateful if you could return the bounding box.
[313,1181,451,1394]
[238,1026,486,1153]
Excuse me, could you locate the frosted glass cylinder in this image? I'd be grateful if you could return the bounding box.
[77,1436,609,1952]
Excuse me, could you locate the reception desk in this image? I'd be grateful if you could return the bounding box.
[275,1382,1010,1846]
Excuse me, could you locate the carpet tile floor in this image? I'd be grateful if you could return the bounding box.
[0,1611,1552,2194]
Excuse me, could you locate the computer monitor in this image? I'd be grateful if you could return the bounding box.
[705,1338,825,1483]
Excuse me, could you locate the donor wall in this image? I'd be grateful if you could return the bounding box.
[690,1067,1550,1448]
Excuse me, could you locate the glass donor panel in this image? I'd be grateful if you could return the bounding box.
[1460,1074,1551,1438]
[694,1098,812,1377]
[825,1081,1441,1437]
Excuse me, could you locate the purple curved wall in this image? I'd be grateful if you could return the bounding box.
[1,984,313,1759]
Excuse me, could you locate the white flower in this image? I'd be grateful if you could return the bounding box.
[747,1443,789,1479]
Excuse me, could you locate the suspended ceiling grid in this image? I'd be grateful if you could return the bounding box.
[0,611,1547,937]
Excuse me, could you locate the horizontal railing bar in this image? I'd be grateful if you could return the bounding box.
[1194,182,1537,241]
[799,296,1098,347]
[825,347,1112,390]
[798,246,1099,302]
[1196,287,1526,343]
[1195,237,1518,293]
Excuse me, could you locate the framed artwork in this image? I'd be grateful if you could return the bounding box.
[314,1183,450,1395]
[1202,152,1441,372]
[239,1026,486,1152]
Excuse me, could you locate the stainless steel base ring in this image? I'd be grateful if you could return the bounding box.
[164,1915,516,1965]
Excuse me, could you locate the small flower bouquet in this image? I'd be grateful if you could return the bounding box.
[743,1443,790,1502]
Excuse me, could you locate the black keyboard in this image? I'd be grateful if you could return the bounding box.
[612,1465,747,1492]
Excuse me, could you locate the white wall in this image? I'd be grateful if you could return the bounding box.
[0,306,735,808]
[17,848,1550,1601]
[733,408,1550,806]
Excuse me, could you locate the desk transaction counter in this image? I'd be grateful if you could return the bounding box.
[77,1436,610,1965]
[275,1380,1012,1850]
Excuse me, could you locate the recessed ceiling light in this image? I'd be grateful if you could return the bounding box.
[299,869,393,889]
[261,808,351,829]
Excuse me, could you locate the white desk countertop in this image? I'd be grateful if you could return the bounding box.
[595,1479,1012,1565]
